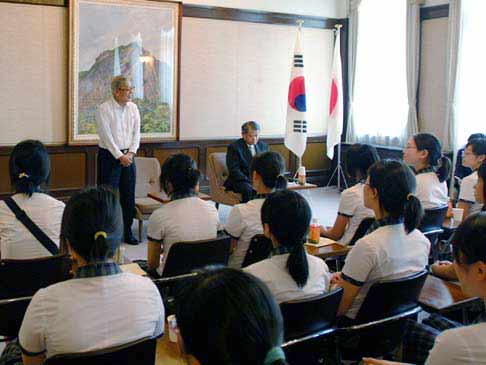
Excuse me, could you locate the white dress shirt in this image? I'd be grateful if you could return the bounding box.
[0,193,64,259]
[96,97,141,159]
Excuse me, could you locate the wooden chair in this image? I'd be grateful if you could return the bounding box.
[0,254,72,299]
[207,152,241,208]
[134,157,163,241]
[45,337,157,365]
[336,270,428,362]
[281,288,343,365]
[241,234,273,268]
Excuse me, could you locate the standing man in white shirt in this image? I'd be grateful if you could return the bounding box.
[96,76,141,245]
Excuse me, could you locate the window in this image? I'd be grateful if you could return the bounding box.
[353,0,408,146]
[455,0,486,147]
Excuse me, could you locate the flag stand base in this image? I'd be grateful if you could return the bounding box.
[326,143,348,191]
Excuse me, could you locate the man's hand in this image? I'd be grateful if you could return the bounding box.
[119,154,132,167]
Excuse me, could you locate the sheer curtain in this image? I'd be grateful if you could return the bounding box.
[454,0,486,148]
[347,0,409,147]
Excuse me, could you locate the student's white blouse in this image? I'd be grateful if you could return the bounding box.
[415,172,448,210]
[0,193,64,259]
[459,171,484,215]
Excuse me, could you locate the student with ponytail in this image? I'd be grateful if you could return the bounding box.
[0,140,65,259]
[403,133,451,209]
[14,186,164,364]
[147,153,219,274]
[332,159,430,319]
[175,268,286,365]
[225,151,287,268]
[244,190,330,303]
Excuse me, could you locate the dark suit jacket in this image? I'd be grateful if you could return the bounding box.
[223,138,269,190]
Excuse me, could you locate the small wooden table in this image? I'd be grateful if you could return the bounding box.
[287,182,318,190]
[148,191,211,204]
[419,275,481,323]
[306,243,351,271]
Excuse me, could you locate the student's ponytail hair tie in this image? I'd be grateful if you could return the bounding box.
[406,193,415,201]
[263,346,286,365]
[18,172,30,179]
[94,231,107,240]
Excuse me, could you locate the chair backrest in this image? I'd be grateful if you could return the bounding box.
[348,217,375,246]
[45,337,157,365]
[280,288,343,341]
[208,152,229,189]
[162,235,232,277]
[241,234,273,268]
[0,254,72,299]
[354,270,428,324]
[0,296,32,339]
[420,206,448,231]
[134,157,161,198]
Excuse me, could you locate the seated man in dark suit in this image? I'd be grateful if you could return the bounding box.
[224,121,269,203]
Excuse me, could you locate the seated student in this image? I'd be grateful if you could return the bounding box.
[332,159,430,319]
[175,268,287,365]
[224,121,269,203]
[0,140,64,259]
[364,212,486,365]
[147,153,219,274]
[244,190,330,303]
[457,137,486,218]
[455,133,486,186]
[403,133,450,210]
[431,161,486,280]
[9,187,164,364]
[321,143,379,244]
[225,151,287,268]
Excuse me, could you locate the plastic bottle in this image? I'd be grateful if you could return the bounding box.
[298,166,306,185]
[308,218,320,244]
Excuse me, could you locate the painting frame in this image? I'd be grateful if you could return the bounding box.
[69,0,180,145]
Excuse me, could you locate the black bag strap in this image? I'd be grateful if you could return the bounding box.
[4,197,60,255]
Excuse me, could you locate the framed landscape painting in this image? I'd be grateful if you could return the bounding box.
[69,0,180,145]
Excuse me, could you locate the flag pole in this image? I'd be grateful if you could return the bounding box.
[326,24,348,191]
[296,19,303,173]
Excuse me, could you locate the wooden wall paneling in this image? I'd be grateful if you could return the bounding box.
[302,142,329,172]
[49,152,86,190]
[268,143,291,171]
[0,156,11,194]
[153,147,200,170]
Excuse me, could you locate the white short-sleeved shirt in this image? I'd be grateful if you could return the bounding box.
[19,272,164,358]
[415,172,449,210]
[341,223,430,319]
[225,198,265,268]
[459,171,484,215]
[337,183,375,245]
[147,197,220,273]
[426,322,486,365]
[0,193,64,259]
[244,253,330,303]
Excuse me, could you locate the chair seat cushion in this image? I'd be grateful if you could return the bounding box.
[135,197,162,214]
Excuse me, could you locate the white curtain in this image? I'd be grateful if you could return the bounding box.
[344,0,362,143]
[405,0,420,140]
[348,0,409,147]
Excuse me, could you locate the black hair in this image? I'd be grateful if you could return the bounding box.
[452,212,486,266]
[175,268,285,365]
[60,186,122,263]
[479,163,486,211]
[160,153,200,197]
[345,143,380,181]
[261,190,311,288]
[242,121,261,134]
[368,159,424,233]
[466,138,486,157]
[9,140,50,197]
[468,133,486,143]
[413,133,451,182]
[250,151,287,190]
